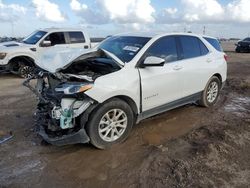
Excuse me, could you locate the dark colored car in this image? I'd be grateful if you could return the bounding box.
[235,38,250,53]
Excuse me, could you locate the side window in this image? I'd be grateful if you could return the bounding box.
[44,32,66,46]
[179,36,201,59]
[68,32,85,43]
[144,36,178,63]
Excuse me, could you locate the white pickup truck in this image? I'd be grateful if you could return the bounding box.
[0,28,98,78]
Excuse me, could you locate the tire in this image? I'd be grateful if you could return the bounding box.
[18,65,34,78]
[86,98,134,149]
[198,76,221,107]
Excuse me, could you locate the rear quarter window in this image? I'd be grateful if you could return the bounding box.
[204,37,223,52]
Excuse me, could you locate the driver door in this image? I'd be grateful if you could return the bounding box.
[38,32,68,51]
[36,32,70,67]
[139,36,183,112]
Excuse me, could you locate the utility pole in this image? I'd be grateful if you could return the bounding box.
[203,26,206,35]
[11,21,14,37]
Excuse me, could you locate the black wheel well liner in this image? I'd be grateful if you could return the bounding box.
[9,56,35,68]
[213,73,222,83]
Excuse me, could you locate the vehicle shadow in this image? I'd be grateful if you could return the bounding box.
[0,72,21,79]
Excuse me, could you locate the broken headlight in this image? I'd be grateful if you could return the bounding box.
[55,83,93,95]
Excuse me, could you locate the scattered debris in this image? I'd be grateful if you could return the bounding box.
[0,131,13,144]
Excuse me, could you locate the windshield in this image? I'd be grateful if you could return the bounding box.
[23,30,47,45]
[243,38,250,42]
[99,36,151,62]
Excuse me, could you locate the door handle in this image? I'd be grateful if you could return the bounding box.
[173,65,183,70]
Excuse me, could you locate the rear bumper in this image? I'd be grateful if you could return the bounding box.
[222,81,226,89]
[39,127,90,146]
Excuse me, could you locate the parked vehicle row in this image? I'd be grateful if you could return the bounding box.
[24,32,227,149]
[0,28,96,78]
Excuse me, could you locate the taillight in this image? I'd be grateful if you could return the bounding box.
[224,54,228,62]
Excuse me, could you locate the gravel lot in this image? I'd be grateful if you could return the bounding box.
[0,42,249,188]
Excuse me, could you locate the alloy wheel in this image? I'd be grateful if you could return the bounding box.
[206,81,219,103]
[98,109,128,142]
[19,66,34,78]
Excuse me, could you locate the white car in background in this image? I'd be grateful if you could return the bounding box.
[0,28,96,78]
[25,32,227,149]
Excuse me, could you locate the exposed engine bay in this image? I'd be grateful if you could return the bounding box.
[24,49,122,145]
[60,55,121,82]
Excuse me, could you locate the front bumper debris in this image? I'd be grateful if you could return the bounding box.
[23,71,96,146]
[39,126,90,146]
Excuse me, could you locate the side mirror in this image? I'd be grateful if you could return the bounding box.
[143,56,165,67]
[41,40,51,47]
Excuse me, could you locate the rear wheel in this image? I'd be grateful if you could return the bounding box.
[86,98,134,149]
[199,76,221,107]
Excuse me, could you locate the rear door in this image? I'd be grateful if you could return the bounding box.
[139,36,183,111]
[177,35,212,97]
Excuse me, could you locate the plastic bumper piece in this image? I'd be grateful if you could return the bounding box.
[39,127,90,146]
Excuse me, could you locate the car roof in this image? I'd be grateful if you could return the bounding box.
[39,28,85,33]
[202,35,218,40]
[115,32,216,40]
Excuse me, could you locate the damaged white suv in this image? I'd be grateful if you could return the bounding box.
[25,33,227,149]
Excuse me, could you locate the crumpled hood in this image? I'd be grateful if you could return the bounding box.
[35,47,96,73]
[0,41,33,51]
[35,47,124,73]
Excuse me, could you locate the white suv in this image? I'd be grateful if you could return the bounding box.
[0,28,92,78]
[26,33,227,149]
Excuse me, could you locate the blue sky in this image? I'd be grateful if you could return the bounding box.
[0,0,250,38]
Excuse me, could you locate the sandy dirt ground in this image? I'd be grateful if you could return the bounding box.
[0,42,249,188]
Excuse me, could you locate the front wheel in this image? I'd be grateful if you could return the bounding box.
[86,98,134,149]
[235,48,241,53]
[18,65,34,78]
[198,76,221,107]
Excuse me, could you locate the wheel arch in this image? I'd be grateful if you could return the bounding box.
[100,95,139,116]
[115,95,138,116]
[8,55,35,73]
[212,73,222,83]
[9,55,35,67]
